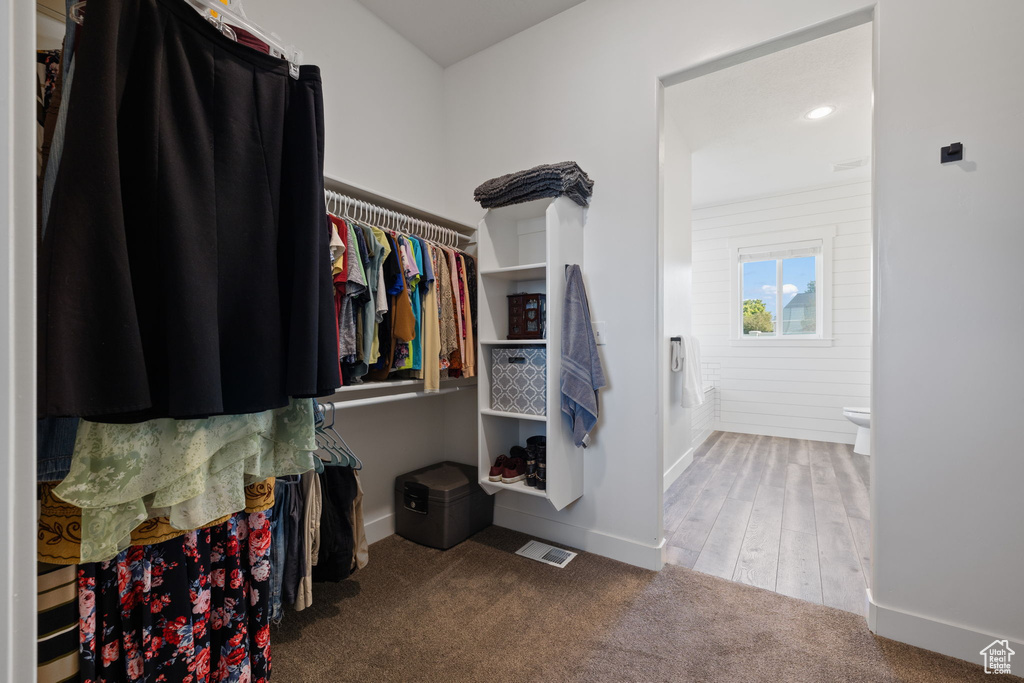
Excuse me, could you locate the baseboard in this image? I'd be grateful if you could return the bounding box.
[867,589,1024,666]
[494,505,664,570]
[365,513,395,545]
[663,447,695,492]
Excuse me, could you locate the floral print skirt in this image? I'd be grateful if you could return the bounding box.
[78,509,273,683]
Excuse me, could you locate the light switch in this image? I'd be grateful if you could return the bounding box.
[593,321,608,345]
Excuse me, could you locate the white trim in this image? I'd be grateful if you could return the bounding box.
[868,590,1024,665]
[364,513,396,545]
[494,505,665,570]
[729,225,836,342]
[729,337,834,347]
[663,447,695,492]
[2,2,39,681]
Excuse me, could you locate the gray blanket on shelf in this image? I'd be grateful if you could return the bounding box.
[560,265,606,448]
[474,161,594,209]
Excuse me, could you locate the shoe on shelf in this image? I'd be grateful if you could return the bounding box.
[489,454,510,482]
[528,435,547,490]
[508,446,530,485]
[501,457,527,484]
[524,453,537,487]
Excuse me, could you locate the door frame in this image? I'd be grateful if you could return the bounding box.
[1,1,43,680]
[654,6,875,575]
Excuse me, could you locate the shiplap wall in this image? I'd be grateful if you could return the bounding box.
[691,179,871,444]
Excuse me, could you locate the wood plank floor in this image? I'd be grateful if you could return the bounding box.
[664,432,871,614]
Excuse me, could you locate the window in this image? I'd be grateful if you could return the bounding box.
[730,229,834,344]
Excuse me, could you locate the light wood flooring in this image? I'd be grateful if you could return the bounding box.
[664,431,871,614]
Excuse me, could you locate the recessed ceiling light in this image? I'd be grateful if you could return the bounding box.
[805,105,836,120]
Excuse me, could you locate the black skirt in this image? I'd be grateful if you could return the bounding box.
[39,0,340,422]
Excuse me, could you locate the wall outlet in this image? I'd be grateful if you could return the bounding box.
[593,321,608,345]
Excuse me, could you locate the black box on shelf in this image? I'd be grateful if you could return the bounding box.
[394,461,493,549]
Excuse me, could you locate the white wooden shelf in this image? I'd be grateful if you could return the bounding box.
[326,376,476,399]
[479,339,548,346]
[480,408,547,422]
[479,263,546,281]
[479,477,549,498]
[476,196,586,511]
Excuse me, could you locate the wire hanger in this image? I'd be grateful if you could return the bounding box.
[322,189,469,250]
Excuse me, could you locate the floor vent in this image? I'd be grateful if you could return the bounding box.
[515,540,577,568]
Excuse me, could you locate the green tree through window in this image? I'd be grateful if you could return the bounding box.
[743,298,774,334]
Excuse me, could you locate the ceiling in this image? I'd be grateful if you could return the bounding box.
[355,0,586,67]
[665,23,872,207]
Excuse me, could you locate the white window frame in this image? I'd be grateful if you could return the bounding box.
[728,226,835,347]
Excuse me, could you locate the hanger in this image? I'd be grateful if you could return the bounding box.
[312,402,356,468]
[70,1,302,78]
[319,402,363,470]
[320,191,464,249]
[189,0,303,78]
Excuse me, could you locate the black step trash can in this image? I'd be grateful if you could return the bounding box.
[394,461,493,549]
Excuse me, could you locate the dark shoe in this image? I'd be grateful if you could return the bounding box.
[526,435,546,449]
[527,435,547,489]
[488,454,509,482]
[501,457,527,484]
[524,451,537,487]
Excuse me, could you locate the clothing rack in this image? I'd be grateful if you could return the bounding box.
[323,174,475,248]
[325,189,470,249]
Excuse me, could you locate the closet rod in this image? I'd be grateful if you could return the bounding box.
[325,189,470,249]
[330,386,461,410]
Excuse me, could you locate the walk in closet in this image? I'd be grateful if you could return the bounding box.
[28,1,482,679]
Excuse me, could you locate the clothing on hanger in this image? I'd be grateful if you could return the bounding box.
[78,509,273,682]
[39,0,338,422]
[53,399,316,563]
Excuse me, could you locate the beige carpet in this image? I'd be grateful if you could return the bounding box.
[273,526,1014,682]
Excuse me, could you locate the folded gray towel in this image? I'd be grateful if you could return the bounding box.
[475,161,594,209]
[560,265,606,448]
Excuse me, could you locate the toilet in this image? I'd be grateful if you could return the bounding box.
[843,407,871,456]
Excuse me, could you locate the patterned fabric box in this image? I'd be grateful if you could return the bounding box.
[490,347,547,416]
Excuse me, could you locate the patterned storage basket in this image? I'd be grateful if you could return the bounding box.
[490,347,547,416]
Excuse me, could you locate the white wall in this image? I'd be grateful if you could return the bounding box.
[442,0,871,570]
[692,180,872,443]
[243,0,447,213]
[661,114,694,489]
[870,0,1024,661]
[442,0,1023,661]
[334,388,477,543]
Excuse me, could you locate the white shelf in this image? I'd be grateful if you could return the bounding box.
[327,376,476,398]
[479,339,548,346]
[479,477,549,498]
[476,197,586,512]
[479,263,546,281]
[480,408,547,422]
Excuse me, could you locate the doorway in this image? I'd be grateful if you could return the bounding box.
[659,20,873,614]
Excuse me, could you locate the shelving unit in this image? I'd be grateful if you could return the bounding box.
[476,197,586,511]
